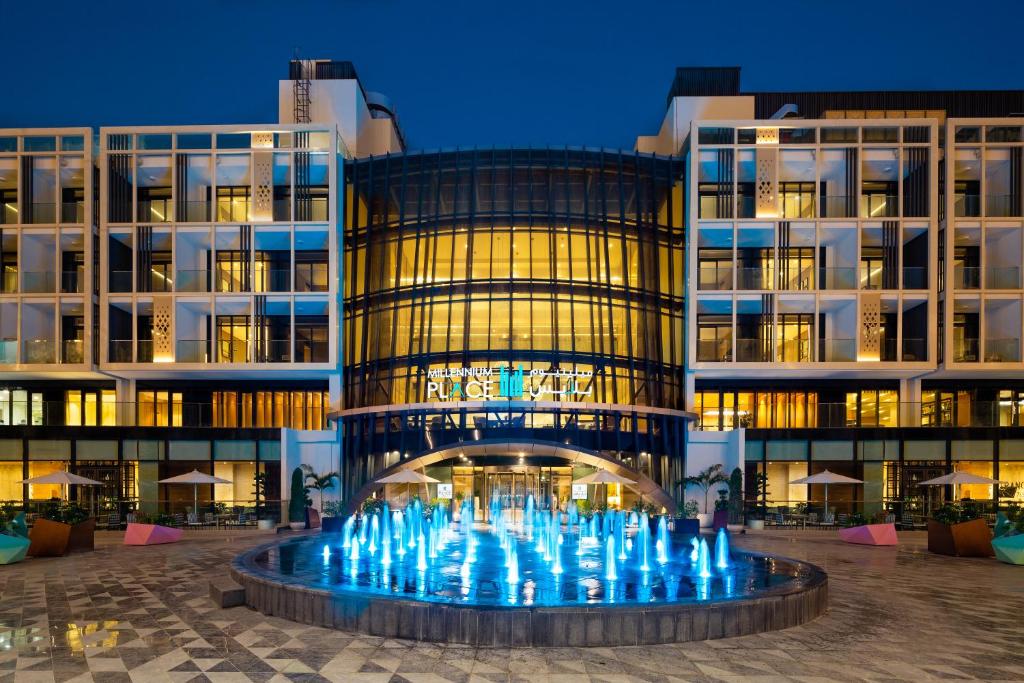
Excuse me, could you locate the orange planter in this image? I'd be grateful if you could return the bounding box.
[927,518,993,557]
[28,518,96,557]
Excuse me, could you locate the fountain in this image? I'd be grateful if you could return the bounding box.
[237,495,828,647]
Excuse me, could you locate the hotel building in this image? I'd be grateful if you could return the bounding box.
[0,62,1023,521]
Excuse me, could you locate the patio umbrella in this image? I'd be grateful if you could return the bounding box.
[789,470,863,515]
[158,469,231,514]
[19,471,104,503]
[917,471,1002,502]
[375,470,440,505]
[573,470,637,507]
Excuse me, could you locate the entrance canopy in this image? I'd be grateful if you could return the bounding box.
[346,439,674,515]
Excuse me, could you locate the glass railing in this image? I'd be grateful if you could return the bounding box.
[62,339,84,364]
[902,266,927,289]
[147,267,174,292]
[696,339,731,362]
[264,339,292,363]
[295,339,329,363]
[985,338,1020,363]
[109,270,133,293]
[736,267,772,290]
[137,199,173,222]
[820,196,853,218]
[216,200,250,223]
[22,271,56,293]
[180,201,211,222]
[736,338,771,362]
[61,270,84,293]
[294,269,329,292]
[175,269,210,292]
[697,266,732,290]
[901,338,927,362]
[953,338,979,363]
[273,199,291,222]
[298,197,329,223]
[28,202,57,224]
[61,201,84,223]
[954,193,981,217]
[137,340,154,362]
[820,267,857,290]
[985,194,1020,218]
[776,339,813,363]
[1,202,17,225]
[737,195,755,219]
[175,340,210,363]
[216,340,251,363]
[254,269,291,293]
[0,270,16,293]
[778,267,814,291]
[820,338,856,362]
[22,339,55,364]
[0,340,17,364]
[778,198,815,219]
[953,265,980,289]
[986,266,1021,289]
[861,194,897,218]
[108,340,134,363]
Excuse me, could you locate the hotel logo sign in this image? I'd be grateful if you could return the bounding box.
[425,365,593,401]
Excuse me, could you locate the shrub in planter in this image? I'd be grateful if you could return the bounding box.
[927,503,993,557]
[728,467,744,525]
[321,500,345,533]
[675,500,700,536]
[288,467,311,530]
[712,489,730,530]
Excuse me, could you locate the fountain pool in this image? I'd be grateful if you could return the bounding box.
[232,501,827,646]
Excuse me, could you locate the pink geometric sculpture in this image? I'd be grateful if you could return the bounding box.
[839,522,898,546]
[124,522,184,546]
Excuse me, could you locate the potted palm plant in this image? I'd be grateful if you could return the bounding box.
[680,464,728,528]
[301,465,339,531]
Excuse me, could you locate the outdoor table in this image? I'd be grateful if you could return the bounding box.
[788,513,808,529]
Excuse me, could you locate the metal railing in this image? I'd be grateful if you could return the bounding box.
[0,499,285,524]
[0,400,329,428]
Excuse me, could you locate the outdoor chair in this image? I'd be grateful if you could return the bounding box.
[186,513,203,528]
[204,512,218,528]
[104,512,121,530]
[807,512,819,527]
[223,512,249,528]
[172,513,186,527]
[125,512,137,524]
[837,513,849,526]
[819,513,836,527]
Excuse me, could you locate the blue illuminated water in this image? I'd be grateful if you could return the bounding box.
[255,503,806,608]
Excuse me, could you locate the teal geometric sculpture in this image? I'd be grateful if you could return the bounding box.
[0,533,30,564]
[991,534,1024,565]
[994,512,1012,538]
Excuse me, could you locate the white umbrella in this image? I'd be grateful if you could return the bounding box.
[19,471,104,503]
[918,471,1002,501]
[789,470,863,515]
[574,470,637,507]
[375,470,440,505]
[158,469,231,514]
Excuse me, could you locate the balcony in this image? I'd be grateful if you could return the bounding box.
[861,194,897,218]
[954,193,981,218]
[903,267,927,290]
[216,340,251,363]
[265,339,292,363]
[137,340,153,362]
[273,199,291,222]
[256,269,292,293]
[61,201,84,223]
[62,339,84,364]
[953,338,979,363]
[986,194,1020,218]
[146,266,174,293]
[737,268,772,290]
[1,201,16,225]
[0,340,16,363]
[22,271,56,293]
[28,202,57,224]
[108,340,133,363]
[820,267,855,290]
[61,270,84,293]
[985,338,1020,363]
[737,195,755,219]
[294,268,329,293]
[697,265,732,291]
[175,270,210,293]
[180,201,211,222]
[986,266,1021,289]
[137,199,173,223]
[217,198,250,223]
[820,338,856,362]
[901,338,927,362]
[820,196,853,218]
[176,339,210,363]
[295,339,329,363]
[953,265,980,289]
[0,270,15,293]
[776,339,813,363]
[778,267,814,291]
[736,338,771,362]
[109,270,133,293]
[22,339,55,364]
[696,339,731,362]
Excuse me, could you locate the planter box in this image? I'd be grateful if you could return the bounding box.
[28,518,95,557]
[927,518,993,557]
[0,534,30,564]
[991,534,1024,565]
[712,510,730,531]
[697,513,713,529]
[675,518,700,536]
[746,519,765,531]
[306,508,321,530]
[321,516,345,533]
[66,519,96,553]
[839,522,898,546]
[257,519,276,531]
[124,522,183,546]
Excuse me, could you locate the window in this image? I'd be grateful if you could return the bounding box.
[215,251,249,292]
[137,391,182,427]
[217,315,250,363]
[65,390,116,426]
[216,186,250,222]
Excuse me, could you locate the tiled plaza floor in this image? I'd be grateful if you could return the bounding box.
[1,528,1022,682]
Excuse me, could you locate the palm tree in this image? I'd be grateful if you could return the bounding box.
[300,465,339,511]
[679,464,728,514]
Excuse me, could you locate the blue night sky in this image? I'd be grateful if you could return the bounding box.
[3,0,1022,151]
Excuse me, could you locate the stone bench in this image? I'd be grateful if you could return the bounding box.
[209,577,246,608]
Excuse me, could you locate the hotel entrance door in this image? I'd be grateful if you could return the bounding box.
[484,471,539,524]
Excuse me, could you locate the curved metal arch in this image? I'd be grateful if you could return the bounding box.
[343,438,675,516]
